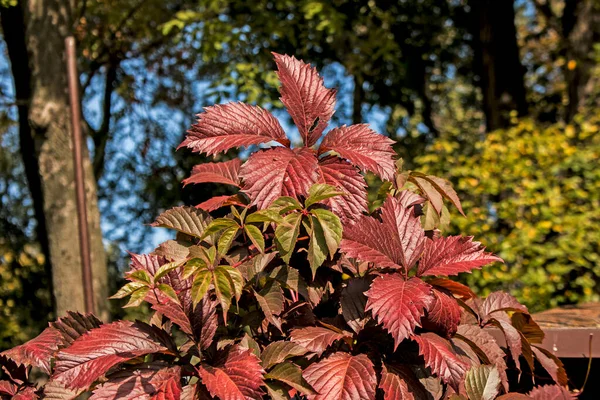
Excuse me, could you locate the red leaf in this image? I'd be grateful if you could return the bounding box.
[396,190,426,208]
[528,385,575,399]
[273,53,336,147]
[487,315,524,372]
[413,332,469,391]
[365,275,433,349]
[53,321,173,389]
[183,159,242,187]
[302,352,377,400]
[317,157,368,223]
[289,326,349,356]
[455,325,509,392]
[341,195,425,271]
[197,346,265,400]
[481,292,528,319]
[90,363,181,400]
[319,124,395,180]
[0,381,17,396]
[379,364,418,400]
[428,278,476,300]
[532,346,567,386]
[12,387,38,400]
[51,312,103,346]
[43,379,83,399]
[0,327,62,374]
[417,236,503,277]
[423,288,461,338]
[240,147,319,208]
[179,102,288,156]
[196,194,245,212]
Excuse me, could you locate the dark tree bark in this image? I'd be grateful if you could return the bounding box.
[1,0,109,320]
[469,0,529,131]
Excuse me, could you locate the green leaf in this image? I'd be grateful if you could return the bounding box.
[270,196,303,214]
[266,362,316,396]
[191,269,211,307]
[182,257,208,279]
[128,270,152,285]
[123,287,150,308]
[275,212,303,264]
[212,267,234,323]
[304,183,345,208]
[310,209,342,257]
[202,217,239,239]
[109,282,145,299]
[246,209,284,224]
[218,225,239,255]
[255,281,284,331]
[156,283,180,304]
[239,252,277,281]
[239,333,261,358]
[421,201,440,231]
[218,265,244,302]
[464,365,501,400]
[154,261,183,281]
[244,224,265,253]
[307,216,328,276]
[264,382,290,400]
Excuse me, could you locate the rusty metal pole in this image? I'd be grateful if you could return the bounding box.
[65,36,95,314]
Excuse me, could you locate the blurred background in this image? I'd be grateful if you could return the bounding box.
[0,0,599,349]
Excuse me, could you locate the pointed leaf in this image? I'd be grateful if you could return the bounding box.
[532,346,567,386]
[410,176,444,214]
[273,53,336,147]
[218,225,240,255]
[307,215,328,276]
[244,224,265,253]
[304,184,345,208]
[240,147,319,209]
[481,292,528,318]
[413,333,469,391]
[151,206,212,239]
[261,341,309,369]
[154,240,190,262]
[423,288,461,338]
[417,236,503,277]
[428,278,476,300]
[341,196,425,270]
[464,365,501,400]
[528,385,574,399]
[340,278,370,334]
[191,269,212,306]
[266,362,316,396]
[289,326,349,356]
[179,102,288,155]
[319,124,395,180]
[184,158,242,187]
[255,281,285,331]
[275,212,303,264]
[310,209,342,257]
[317,157,368,223]
[156,284,180,304]
[0,327,63,375]
[365,275,433,349]
[379,364,420,400]
[302,352,377,400]
[43,380,83,399]
[423,175,465,216]
[196,194,245,212]
[245,209,284,224]
[53,321,173,389]
[270,196,304,214]
[198,346,265,400]
[265,382,290,400]
[396,190,426,208]
[90,363,181,400]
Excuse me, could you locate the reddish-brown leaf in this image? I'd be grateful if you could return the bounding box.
[340,278,370,333]
[455,325,509,392]
[240,147,319,209]
[423,175,465,216]
[481,292,528,319]
[417,236,503,277]
[273,53,336,147]
[183,158,242,187]
[365,275,433,349]
[532,346,567,386]
[302,352,377,400]
[0,381,17,397]
[53,321,173,389]
[423,288,461,338]
[317,157,367,223]
[319,124,395,181]
[411,176,444,214]
[179,102,288,156]
[196,194,245,212]
[528,385,574,399]
[341,196,425,270]
[289,326,349,356]
[379,364,417,400]
[11,387,38,400]
[90,363,181,400]
[198,346,265,400]
[413,333,469,391]
[428,278,476,300]
[0,327,63,374]
[260,341,309,369]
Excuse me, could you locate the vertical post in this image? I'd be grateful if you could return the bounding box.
[65,36,95,314]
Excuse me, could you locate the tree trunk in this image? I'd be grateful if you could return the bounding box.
[562,0,600,121]
[470,0,528,131]
[1,0,109,320]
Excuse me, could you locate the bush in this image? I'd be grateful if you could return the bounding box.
[416,117,600,311]
[0,54,570,399]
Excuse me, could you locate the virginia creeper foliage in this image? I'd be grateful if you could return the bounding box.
[0,53,570,399]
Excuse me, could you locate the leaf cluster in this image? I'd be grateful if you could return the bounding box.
[0,54,571,400]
